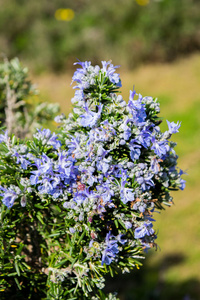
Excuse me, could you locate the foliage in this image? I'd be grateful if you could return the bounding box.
[0,0,200,71]
[0,57,60,138]
[0,61,185,299]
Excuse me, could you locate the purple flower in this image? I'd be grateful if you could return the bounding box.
[178,178,186,190]
[134,222,154,239]
[80,104,103,128]
[151,136,168,157]
[129,141,141,160]
[0,185,21,208]
[79,165,96,186]
[34,129,61,149]
[74,89,84,101]
[54,114,65,123]
[167,120,181,134]
[96,182,114,205]
[72,61,91,88]
[12,151,30,170]
[120,173,135,204]
[101,231,119,265]
[117,233,127,244]
[0,130,9,144]
[124,221,132,229]
[73,188,96,206]
[120,118,132,141]
[150,157,162,174]
[136,128,151,149]
[128,90,147,126]
[69,227,76,234]
[37,178,54,194]
[136,172,154,191]
[101,61,121,87]
[96,158,110,174]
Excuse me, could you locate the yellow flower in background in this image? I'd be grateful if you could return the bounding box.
[55,8,75,21]
[136,0,149,5]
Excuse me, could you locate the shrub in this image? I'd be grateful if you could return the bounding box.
[0,57,60,138]
[0,61,185,299]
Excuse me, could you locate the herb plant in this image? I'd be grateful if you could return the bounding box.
[0,61,185,299]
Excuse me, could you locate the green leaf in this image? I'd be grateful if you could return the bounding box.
[77,231,85,244]
[114,219,118,228]
[14,261,20,276]
[36,212,44,224]
[14,277,22,290]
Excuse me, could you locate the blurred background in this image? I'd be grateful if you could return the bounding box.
[0,0,200,299]
[1,0,200,72]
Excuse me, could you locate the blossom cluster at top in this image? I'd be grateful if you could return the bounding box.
[0,61,185,273]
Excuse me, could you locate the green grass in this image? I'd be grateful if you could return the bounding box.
[34,53,200,299]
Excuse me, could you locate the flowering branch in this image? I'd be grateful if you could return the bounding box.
[0,61,185,299]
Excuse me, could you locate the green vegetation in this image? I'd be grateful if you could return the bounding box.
[0,60,185,299]
[0,0,200,72]
[0,0,199,295]
[0,57,60,137]
[34,54,200,299]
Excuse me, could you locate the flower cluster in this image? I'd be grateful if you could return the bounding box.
[55,61,185,262]
[0,61,185,299]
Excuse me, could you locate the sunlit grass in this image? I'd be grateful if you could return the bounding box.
[33,53,200,298]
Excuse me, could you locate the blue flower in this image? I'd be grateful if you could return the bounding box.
[31,154,54,179]
[73,188,94,206]
[150,157,162,174]
[120,172,135,204]
[12,151,30,170]
[96,182,114,205]
[128,90,147,126]
[136,172,154,192]
[69,227,76,234]
[132,201,147,213]
[72,61,91,88]
[101,61,121,87]
[117,233,127,244]
[37,178,54,195]
[167,120,181,134]
[80,104,103,128]
[151,136,168,157]
[120,118,132,141]
[124,221,132,229]
[54,114,65,123]
[0,130,9,144]
[101,231,119,265]
[97,145,109,157]
[129,140,141,160]
[136,128,151,148]
[34,129,61,149]
[134,222,154,239]
[74,89,84,101]
[178,178,186,190]
[68,135,85,159]
[96,158,110,174]
[79,165,96,186]
[0,185,21,208]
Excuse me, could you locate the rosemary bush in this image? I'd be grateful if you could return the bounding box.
[0,61,185,299]
[0,57,60,138]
